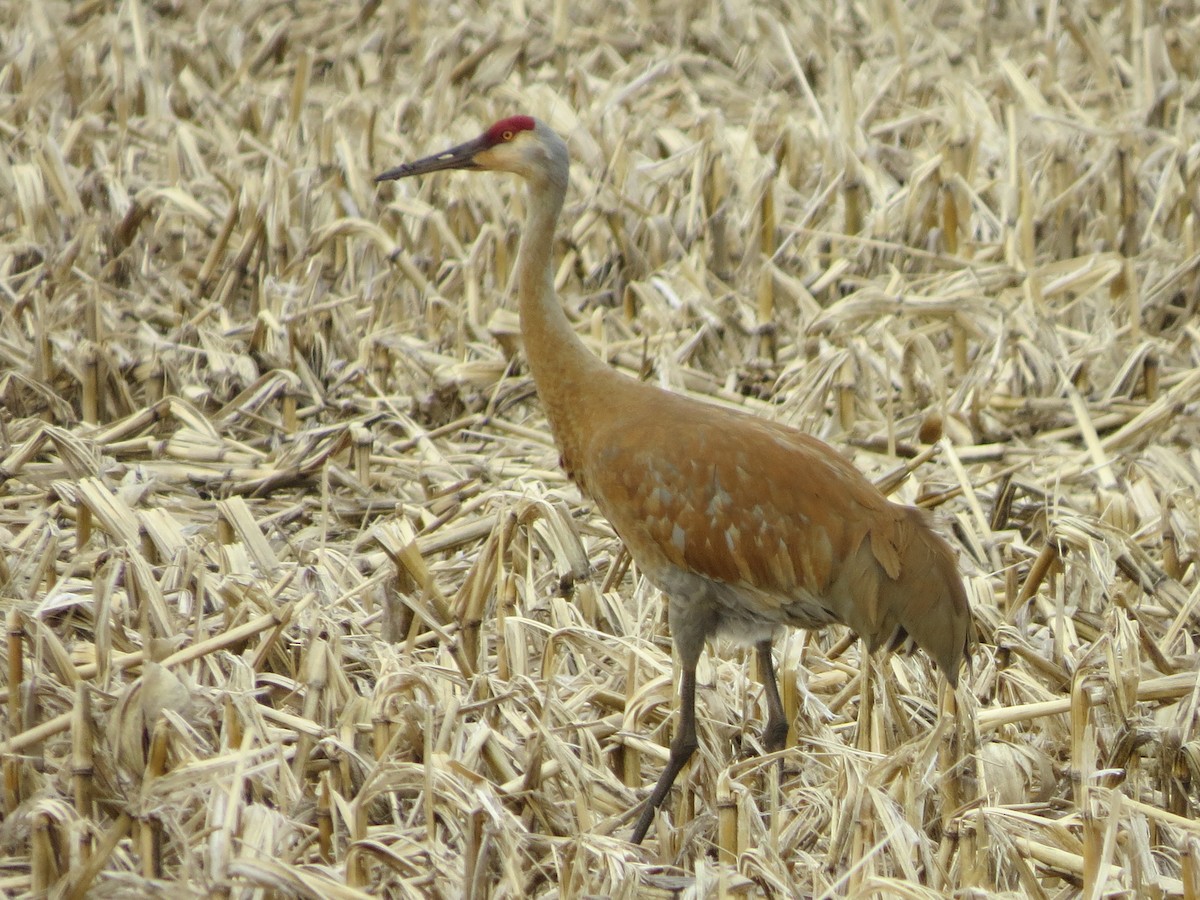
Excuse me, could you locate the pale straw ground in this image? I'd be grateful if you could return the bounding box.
[3,0,1200,897]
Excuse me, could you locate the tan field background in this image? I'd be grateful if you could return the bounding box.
[3,0,1200,896]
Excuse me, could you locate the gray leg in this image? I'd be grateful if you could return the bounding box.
[757,640,788,752]
[630,664,698,844]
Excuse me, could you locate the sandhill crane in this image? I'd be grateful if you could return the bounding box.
[376,115,971,845]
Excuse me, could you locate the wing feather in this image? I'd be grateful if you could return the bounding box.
[584,392,888,596]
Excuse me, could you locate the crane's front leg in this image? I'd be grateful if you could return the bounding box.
[756,640,789,752]
[630,663,698,844]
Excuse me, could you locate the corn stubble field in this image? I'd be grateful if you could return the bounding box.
[3,0,1200,896]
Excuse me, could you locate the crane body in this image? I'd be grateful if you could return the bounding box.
[377,116,971,845]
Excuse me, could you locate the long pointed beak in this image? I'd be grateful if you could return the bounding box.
[375,135,488,182]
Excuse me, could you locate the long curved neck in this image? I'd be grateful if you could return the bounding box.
[516,172,612,449]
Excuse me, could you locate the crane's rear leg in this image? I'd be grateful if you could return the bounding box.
[756,640,789,752]
[630,665,698,844]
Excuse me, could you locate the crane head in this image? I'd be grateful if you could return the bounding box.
[376,115,567,186]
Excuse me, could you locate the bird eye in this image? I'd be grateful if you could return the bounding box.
[502,130,514,141]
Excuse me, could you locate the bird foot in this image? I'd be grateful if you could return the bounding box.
[761,719,789,754]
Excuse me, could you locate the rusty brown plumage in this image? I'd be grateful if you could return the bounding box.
[377,116,971,846]
[579,380,969,676]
